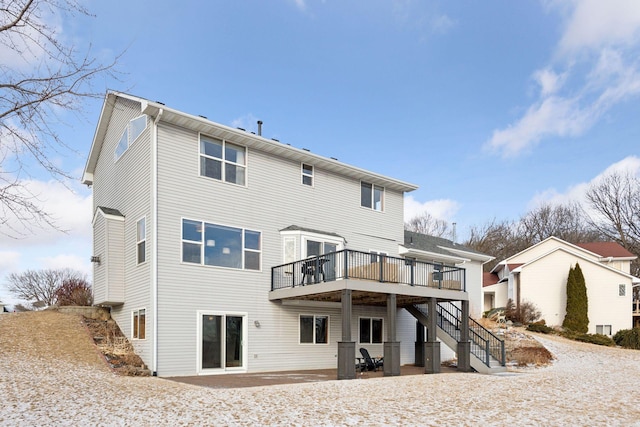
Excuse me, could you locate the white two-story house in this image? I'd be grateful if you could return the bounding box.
[83,91,502,378]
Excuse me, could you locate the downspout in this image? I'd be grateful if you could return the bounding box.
[152,108,163,375]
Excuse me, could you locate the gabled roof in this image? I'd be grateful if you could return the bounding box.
[280,225,344,239]
[402,231,494,264]
[83,91,419,193]
[574,242,636,259]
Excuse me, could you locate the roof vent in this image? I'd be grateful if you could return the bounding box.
[257,120,263,136]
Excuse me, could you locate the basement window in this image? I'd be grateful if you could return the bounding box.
[596,325,612,336]
[133,309,146,340]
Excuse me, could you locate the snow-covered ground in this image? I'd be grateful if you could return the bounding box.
[2,313,640,426]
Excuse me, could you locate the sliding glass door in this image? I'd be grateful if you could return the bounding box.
[200,313,246,372]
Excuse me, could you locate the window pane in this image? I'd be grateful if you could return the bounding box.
[115,131,128,159]
[133,312,139,338]
[596,325,603,334]
[315,316,328,344]
[225,142,245,165]
[307,240,322,257]
[373,186,383,211]
[244,251,260,270]
[244,230,260,250]
[183,242,201,264]
[204,224,242,268]
[619,284,626,296]
[300,316,314,343]
[139,309,146,339]
[361,182,372,208]
[137,241,146,264]
[360,318,370,343]
[201,156,222,180]
[202,315,222,369]
[201,137,223,158]
[130,115,147,142]
[225,164,245,185]
[372,319,383,343]
[182,220,202,242]
[137,218,146,241]
[302,175,312,186]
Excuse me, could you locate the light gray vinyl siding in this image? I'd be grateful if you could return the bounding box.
[154,123,410,376]
[92,212,125,305]
[90,97,153,364]
[92,213,107,304]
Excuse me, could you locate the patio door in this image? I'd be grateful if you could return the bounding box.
[200,313,246,373]
[306,240,339,281]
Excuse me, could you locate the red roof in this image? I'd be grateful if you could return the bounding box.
[574,242,636,258]
[483,272,500,287]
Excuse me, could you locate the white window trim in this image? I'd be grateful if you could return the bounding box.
[196,311,248,375]
[136,216,146,265]
[301,163,314,187]
[360,181,385,212]
[198,133,248,187]
[132,308,146,340]
[299,314,330,345]
[596,324,612,336]
[181,217,262,271]
[619,284,627,297]
[358,316,384,344]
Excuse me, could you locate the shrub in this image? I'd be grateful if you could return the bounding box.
[527,322,554,334]
[561,330,615,346]
[563,263,589,333]
[510,346,554,366]
[505,299,541,324]
[613,328,640,349]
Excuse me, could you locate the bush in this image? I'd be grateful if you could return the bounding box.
[527,321,554,334]
[55,278,93,306]
[561,330,615,346]
[505,299,541,325]
[510,346,554,366]
[613,328,640,349]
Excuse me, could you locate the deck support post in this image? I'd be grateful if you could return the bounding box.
[338,289,355,380]
[457,299,471,372]
[384,293,400,376]
[425,297,441,373]
[414,321,425,367]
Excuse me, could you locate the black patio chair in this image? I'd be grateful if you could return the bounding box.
[359,347,383,372]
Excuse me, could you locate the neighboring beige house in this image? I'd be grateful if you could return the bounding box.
[483,236,640,335]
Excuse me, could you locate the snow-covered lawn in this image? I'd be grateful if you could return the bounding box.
[1,312,640,426]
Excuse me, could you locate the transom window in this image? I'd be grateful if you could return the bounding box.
[361,182,384,211]
[200,135,246,185]
[302,163,313,186]
[359,317,383,344]
[132,309,146,339]
[136,217,146,264]
[115,115,147,161]
[299,314,329,344]
[182,219,260,270]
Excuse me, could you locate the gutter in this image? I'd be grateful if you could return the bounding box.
[152,108,163,375]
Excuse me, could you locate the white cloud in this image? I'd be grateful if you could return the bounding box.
[557,0,640,53]
[404,195,460,222]
[430,14,456,35]
[486,1,640,157]
[231,113,261,134]
[528,155,640,209]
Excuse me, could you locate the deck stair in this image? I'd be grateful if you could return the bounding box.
[406,302,506,374]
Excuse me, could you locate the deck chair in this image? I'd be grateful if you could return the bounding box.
[359,348,383,372]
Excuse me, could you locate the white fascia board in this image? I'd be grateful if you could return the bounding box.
[399,246,469,264]
[440,246,494,263]
[92,208,125,225]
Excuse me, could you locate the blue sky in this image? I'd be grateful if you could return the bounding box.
[1,0,640,305]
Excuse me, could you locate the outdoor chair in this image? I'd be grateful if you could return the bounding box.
[359,347,383,372]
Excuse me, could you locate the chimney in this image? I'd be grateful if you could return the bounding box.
[257,120,263,136]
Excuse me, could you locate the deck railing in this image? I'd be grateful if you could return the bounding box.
[271,249,466,292]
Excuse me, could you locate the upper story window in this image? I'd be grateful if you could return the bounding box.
[115,115,147,161]
[136,217,146,264]
[302,163,313,186]
[182,219,260,270]
[200,135,246,186]
[619,284,626,297]
[361,182,384,211]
